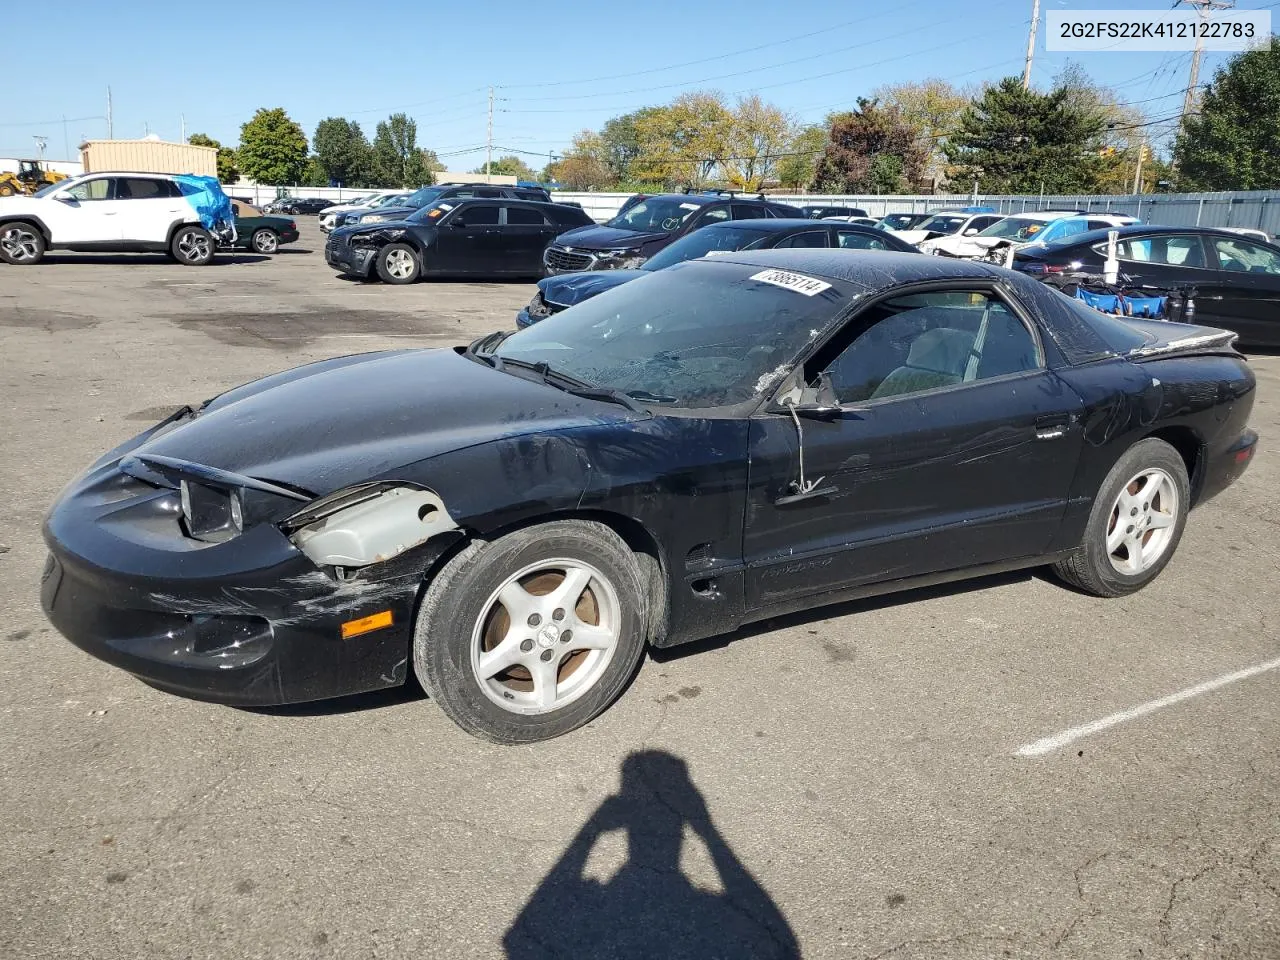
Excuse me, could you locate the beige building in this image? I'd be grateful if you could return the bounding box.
[80,138,217,177]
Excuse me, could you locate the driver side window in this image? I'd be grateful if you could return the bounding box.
[819,290,1041,404]
[65,178,111,201]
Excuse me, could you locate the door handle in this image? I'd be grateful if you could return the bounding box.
[1034,414,1069,440]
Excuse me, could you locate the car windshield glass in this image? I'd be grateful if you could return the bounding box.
[979,217,1050,241]
[605,197,703,232]
[408,201,457,223]
[492,260,850,408]
[917,215,968,233]
[878,214,915,230]
[641,226,774,271]
[404,186,447,208]
[34,179,72,198]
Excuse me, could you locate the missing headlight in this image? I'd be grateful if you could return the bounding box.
[283,483,459,568]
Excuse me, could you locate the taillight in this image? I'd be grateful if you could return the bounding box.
[288,221,297,231]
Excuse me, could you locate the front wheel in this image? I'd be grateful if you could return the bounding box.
[1052,438,1190,597]
[413,520,649,743]
[250,228,278,254]
[170,225,215,265]
[375,242,421,284]
[0,221,46,264]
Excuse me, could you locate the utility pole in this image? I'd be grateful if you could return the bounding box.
[486,86,494,179]
[180,114,186,143]
[1022,0,1041,90]
[1178,0,1234,129]
[106,86,113,139]
[1133,138,1147,194]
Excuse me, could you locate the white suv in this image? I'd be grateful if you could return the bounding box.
[0,172,235,266]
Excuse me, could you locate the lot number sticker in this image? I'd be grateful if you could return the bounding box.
[750,269,832,296]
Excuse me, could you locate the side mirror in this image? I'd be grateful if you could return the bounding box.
[787,402,844,421]
[963,228,978,236]
[55,193,77,204]
[450,217,466,228]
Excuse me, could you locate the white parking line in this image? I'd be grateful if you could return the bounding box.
[1016,654,1280,757]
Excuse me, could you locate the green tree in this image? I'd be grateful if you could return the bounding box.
[471,154,538,180]
[187,132,240,184]
[599,108,665,182]
[1174,38,1280,189]
[813,99,929,193]
[776,123,828,190]
[872,79,971,188]
[720,95,797,190]
[236,108,308,185]
[1054,62,1146,194]
[301,157,329,187]
[371,113,432,188]
[312,117,371,187]
[634,91,733,189]
[944,77,1107,193]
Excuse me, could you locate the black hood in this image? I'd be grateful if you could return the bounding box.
[351,205,419,222]
[539,269,648,306]
[552,224,670,250]
[132,349,640,494]
[330,219,419,239]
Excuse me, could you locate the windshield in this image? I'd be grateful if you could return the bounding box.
[878,214,917,230]
[916,215,968,233]
[405,186,448,208]
[641,226,773,271]
[605,197,704,233]
[491,260,850,408]
[978,217,1051,241]
[34,179,73,198]
[408,200,457,223]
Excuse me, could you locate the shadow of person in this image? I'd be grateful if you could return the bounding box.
[504,750,800,959]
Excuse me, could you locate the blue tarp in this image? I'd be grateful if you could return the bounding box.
[1076,287,1168,319]
[173,174,235,239]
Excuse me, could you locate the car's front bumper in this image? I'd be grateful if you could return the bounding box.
[325,235,377,278]
[40,463,437,706]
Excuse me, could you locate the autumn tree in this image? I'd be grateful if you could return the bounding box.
[187,133,239,183]
[236,108,308,185]
[312,117,371,187]
[1174,38,1280,189]
[872,79,970,188]
[472,155,538,180]
[634,91,732,189]
[720,95,797,190]
[945,77,1107,193]
[546,131,612,189]
[813,99,929,193]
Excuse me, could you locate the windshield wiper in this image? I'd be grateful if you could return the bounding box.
[491,357,655,413]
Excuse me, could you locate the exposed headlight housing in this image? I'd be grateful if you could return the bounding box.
[362,214,389,224]
[597,247,646,269]
[281,483,459,569]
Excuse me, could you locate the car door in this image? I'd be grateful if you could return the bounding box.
[743,282,1084,610]
[1195,236,1280,345]
[500,203,556,275]
[43,176,122,243]
[115,177,186,243]
[1109,233,1216,292]
[432,201,501,274]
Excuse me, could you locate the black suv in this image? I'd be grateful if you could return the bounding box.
[800,204,868,219]
[543,190,804,274]
[342,182,552,228]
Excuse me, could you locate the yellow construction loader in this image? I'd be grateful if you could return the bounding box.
[0,160,69,197]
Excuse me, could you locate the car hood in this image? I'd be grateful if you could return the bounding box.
[350,206,417,221]
[922,235,1005,257]
[539,269,648,306]
[552,224,669,250]
[129,349,640,495]
[894,228,953,245]
[0,196,42,212]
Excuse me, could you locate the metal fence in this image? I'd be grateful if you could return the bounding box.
[546,190,1280,234]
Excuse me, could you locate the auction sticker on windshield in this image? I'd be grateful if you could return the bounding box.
[750,269,832,296]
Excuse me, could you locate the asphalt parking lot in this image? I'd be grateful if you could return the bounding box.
[2,219,1278,959]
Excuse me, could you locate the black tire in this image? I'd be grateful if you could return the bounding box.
[0,220,46,264]
[375,242,421,284]
[413,520,649,744]
[250,228,278,254]
[0,182,15,197]
[169,225,215,266]
[1052,438,1190,597]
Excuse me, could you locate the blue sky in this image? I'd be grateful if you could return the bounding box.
[3,0,1274,166]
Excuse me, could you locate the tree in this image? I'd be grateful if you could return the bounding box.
[873,79,971,188]
[813,99,929,193]
[776,123,827,190]
[371,113,432,188]
[187,132,240,184]
[721,95,797,190]
[546,131,611,189]
[634,91,733,189]
[471,154,538,181]
[1053,62,1146,194]
[236,108,308,185]
[1174,38,1280,190]
[301,157,329,187]
[420,148,446,172]
[944,77,1107,194]
[599,108,664,182]
[313,117,371,187]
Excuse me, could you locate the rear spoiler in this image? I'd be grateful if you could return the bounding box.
[1127,328,1239,360]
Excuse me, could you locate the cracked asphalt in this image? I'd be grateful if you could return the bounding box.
[1,221,1277,959]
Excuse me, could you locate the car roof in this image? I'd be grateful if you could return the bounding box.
[705,247,998,288]
[1056,223,1280,248]
[711,218,822,229]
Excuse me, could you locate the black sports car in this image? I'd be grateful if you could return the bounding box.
[325,198,593,282]
[1013,224,1280,346]
[517,218,918,327]
[41,251,1258,743]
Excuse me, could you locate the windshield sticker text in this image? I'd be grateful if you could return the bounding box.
[750,269,833,297]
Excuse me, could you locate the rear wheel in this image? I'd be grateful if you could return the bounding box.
[375,243,420,284]
[250,229,278,254]
[170,225,215,265]
[0,221,46,264]
[1052,438,1189,597]
[413,520,649,743]
[0,182,16,197]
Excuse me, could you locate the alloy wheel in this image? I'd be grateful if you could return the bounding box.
[253,231,278,254]
[1105,467,1179,575]
[384,248,415,280]
[469,559,621,715]
[0,225,40,261]
[176,230,211,263]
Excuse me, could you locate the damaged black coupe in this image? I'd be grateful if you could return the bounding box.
[42,251,1257,743]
